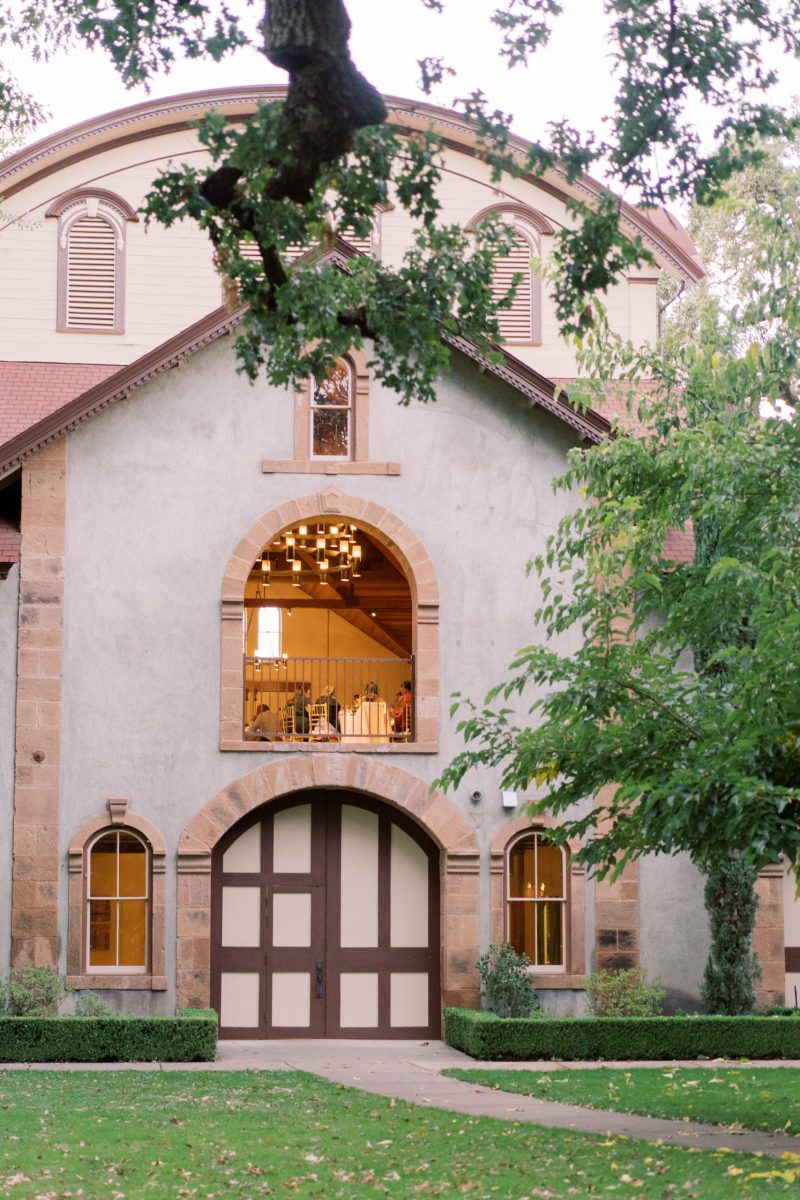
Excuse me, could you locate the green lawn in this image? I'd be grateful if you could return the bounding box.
[0,1070,798,1199]
[445,1066,800,1135]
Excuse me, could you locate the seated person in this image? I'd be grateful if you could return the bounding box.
[293,683,312,736]
[248,703,280,738]
[393,680,412,733]
[315,685,342,733]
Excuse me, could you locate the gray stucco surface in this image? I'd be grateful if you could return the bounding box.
[56,336,587,1001]
[0,563,18,974]
[639,852,709,1011]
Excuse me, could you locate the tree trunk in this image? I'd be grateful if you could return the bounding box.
[701,852,759,1015]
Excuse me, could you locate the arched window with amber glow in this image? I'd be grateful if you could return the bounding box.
[87,830,149,972]
[311,359,353,458]
[507,832,566,969]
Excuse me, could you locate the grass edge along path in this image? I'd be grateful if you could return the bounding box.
[1,1068,799,1199]
[444,1066,800,1137]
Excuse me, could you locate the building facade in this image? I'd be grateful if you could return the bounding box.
[0,88,796,1036]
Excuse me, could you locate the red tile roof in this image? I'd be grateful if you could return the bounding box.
[0,361,119,444]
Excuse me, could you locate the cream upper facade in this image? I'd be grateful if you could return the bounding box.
[0,86,703,375]
[1,89,794,1036]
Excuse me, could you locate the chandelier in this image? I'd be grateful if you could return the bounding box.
[259,522,363,587]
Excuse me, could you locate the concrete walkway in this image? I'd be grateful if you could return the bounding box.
[6,1040,800,1160]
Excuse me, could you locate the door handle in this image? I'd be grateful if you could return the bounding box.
[315,960,324,999]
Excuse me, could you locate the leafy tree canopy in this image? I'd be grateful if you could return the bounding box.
[437,181,800,879]
[2,1,800,401]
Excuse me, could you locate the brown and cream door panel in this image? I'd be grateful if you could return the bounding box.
[211,792,440,1038]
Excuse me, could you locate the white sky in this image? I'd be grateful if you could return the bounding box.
[5,0,800,202]
[7,1,614,144]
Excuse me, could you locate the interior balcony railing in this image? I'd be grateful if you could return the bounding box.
[244,656,415,744]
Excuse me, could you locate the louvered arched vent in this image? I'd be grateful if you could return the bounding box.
[48,189,135,335]
[66,217,117,331]
[492,232,534,344]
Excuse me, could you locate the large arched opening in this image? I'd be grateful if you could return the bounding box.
[176,758,480,1031]
[220,488,440,752]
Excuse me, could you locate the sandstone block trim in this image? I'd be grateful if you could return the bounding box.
[175,756,479,1013]
[11,441,66,967]
[220,490,441,749]
[66,802,167,985]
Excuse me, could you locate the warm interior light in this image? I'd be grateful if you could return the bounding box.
[292,560,301,586]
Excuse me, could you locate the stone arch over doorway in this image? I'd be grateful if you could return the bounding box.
[176,756,479,1021]
[219,488,440,750]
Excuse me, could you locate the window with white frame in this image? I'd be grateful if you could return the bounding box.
[86,829,149,972]
[506,831,566,968]
[256,605,281,658]
[47,189,137,334]
[310,358,354,458]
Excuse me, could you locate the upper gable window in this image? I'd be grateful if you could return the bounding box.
[46,189,137,334]
[468,204,554,347]
[311,359,354,458]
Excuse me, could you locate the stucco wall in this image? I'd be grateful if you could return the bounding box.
[639,852,709,1012]
[0,563,19,974]
[56,333,586,1001]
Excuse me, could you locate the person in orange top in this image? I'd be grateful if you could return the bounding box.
[393,680,412,733]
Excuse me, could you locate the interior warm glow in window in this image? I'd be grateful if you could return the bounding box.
[87,830,148,971]
[507,833,565,968]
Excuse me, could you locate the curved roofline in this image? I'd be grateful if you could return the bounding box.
[0,85,703,283]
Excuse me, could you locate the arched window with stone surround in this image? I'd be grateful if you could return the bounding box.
[46,188,138,333]
[67,803,167,991]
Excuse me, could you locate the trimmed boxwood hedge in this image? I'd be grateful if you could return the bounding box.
[0,1009,218,1063]
[444,1007,800,1061]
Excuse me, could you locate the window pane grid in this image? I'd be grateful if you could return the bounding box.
[87,831,148,971]
[507,833,565,968]
[310,360,353,459]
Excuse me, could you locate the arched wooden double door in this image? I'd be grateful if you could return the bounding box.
[211,791,441,1038]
